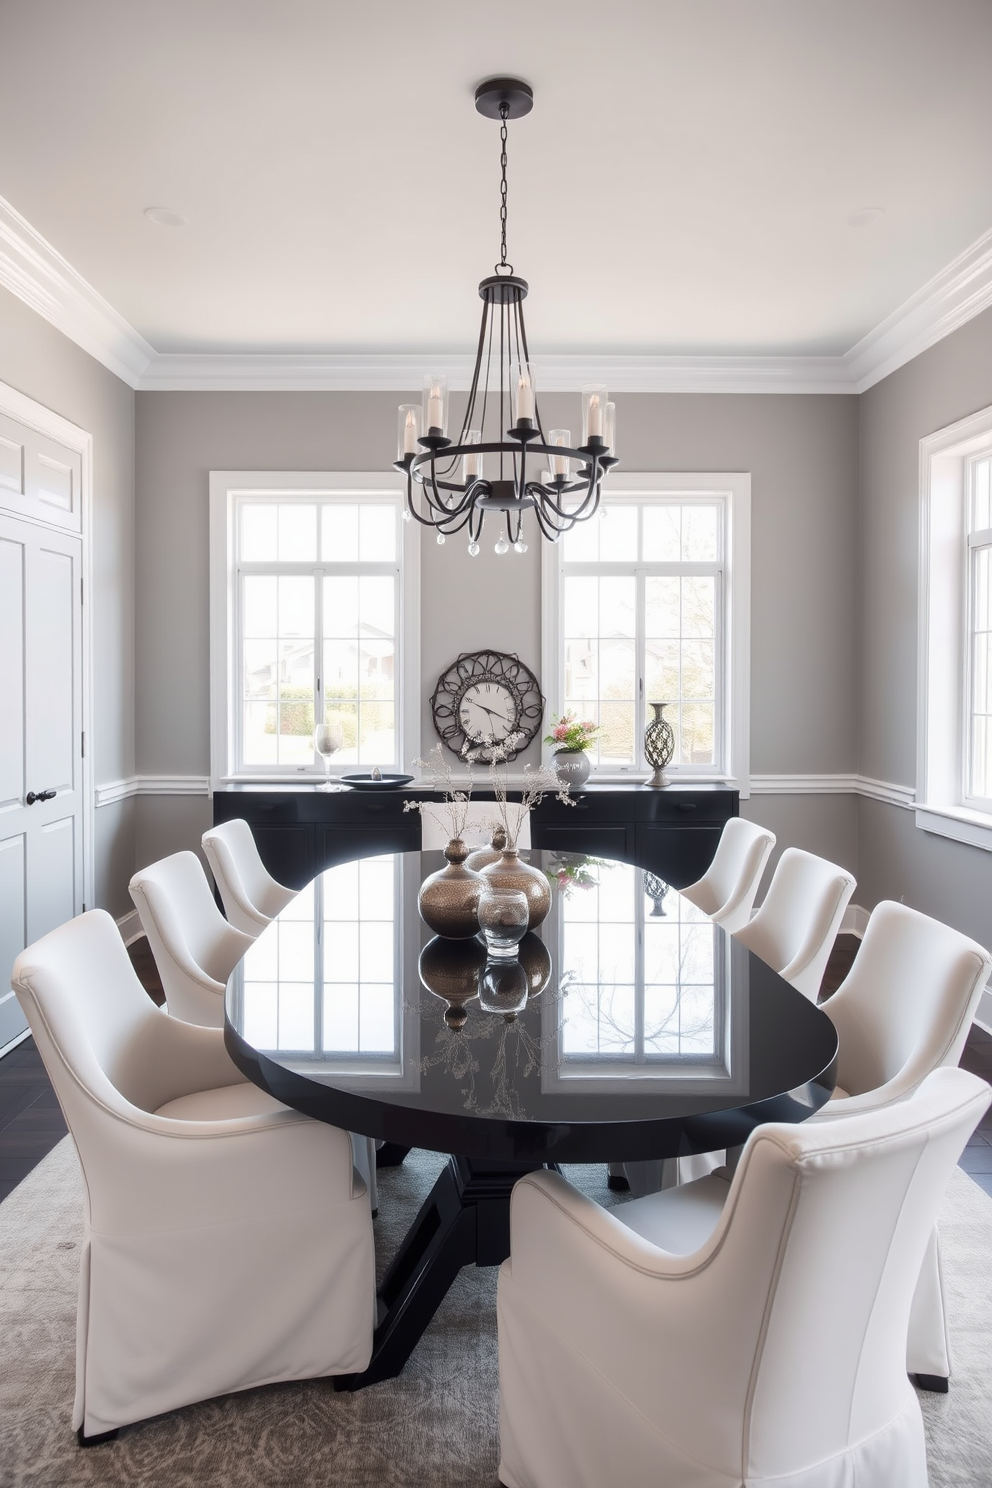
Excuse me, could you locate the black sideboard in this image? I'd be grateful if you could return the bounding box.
[212,781,739,890]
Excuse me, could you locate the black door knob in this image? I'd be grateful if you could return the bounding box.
[26,789,57,804]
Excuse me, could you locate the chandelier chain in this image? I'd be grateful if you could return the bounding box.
[497,102,512,274]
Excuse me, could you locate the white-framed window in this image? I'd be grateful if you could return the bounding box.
[918,408,992,849]
[209,472,420,789]
[541,473,750,792]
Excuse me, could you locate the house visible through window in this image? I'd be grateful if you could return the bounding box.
[210,473,418,788]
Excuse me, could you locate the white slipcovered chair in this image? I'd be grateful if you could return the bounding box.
[419,805,530,851]
[497,1066,990,1488]
[201,818,297,936]
[129,850,254,1027]
[10,909,375,1443]
[679,815,776,934]
[809,898,992,1387]
[734,845,856,1002]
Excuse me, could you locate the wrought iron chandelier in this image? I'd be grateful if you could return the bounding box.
[394,78,618,555]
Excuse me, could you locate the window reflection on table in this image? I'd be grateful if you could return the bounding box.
[557,858,719,1064]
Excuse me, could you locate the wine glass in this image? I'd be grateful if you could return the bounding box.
[313,719,344,789]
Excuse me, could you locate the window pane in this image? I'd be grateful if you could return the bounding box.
[359,504,396,561]
[243,575,276,638]
[563,575,636,766]
[682,505,719,561]
[278,504,317,561]
[642,505,681,562]
[645,575,717,766]
[244,700,277,763]
[322,504,359,562]
[599,505,638,561]
[971,544,992,799]
[278,575,314,639]
[241,504,277,561]
[244,641,276,698]
[974,459,991,533]
[560,514,602,562]
[563,575,598,638]
[324,575,396,767]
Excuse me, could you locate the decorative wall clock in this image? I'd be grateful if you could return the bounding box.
[430,650,544,762]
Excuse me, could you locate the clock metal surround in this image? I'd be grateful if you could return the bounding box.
[430,650,544,762]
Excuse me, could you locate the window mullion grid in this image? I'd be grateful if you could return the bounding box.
[314,565,325,770]
[635,566,646,773]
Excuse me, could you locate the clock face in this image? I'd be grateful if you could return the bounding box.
[458,680,517,744]
[431,650,544,762]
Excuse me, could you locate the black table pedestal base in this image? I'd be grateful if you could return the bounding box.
[334,1154,547,1391]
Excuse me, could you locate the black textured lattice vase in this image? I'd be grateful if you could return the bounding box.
[644,702,675,788]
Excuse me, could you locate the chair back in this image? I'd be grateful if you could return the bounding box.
[11,910,166,1130]
[419,804,530,851]
[682,816,775,932]
[826,899,992,1101]
[719,1067,989,1480]
[202,818,290,933]
[129,850,235,1019]
[737,846,855,1000]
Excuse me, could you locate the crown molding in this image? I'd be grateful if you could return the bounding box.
[0,196,154,388]
[2,188,990,397]
[137,350,854,395]
[845,227,992,393]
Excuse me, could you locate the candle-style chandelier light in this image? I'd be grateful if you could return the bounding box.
[394,78,618,555]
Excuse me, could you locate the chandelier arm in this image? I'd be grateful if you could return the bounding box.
[514,296,547,445]
[531,498,568,542]
[460,294,491,445]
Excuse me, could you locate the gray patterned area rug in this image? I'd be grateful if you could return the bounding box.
[1,1140,991,1488]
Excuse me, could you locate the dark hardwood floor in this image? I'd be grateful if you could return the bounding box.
[2,935,991,1203]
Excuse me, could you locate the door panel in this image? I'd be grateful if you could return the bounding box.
[0,513,84,1048]
[28,542,77,792]
[0,536,25,809]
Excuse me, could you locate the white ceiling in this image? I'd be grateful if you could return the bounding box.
[1,0,992,364]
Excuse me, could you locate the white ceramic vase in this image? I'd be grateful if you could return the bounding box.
[553,749,591,789]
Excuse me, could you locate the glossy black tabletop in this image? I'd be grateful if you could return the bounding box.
[225,850,838,1163]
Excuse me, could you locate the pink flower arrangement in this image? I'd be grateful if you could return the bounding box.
[543,711,601,754]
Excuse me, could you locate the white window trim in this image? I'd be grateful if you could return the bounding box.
[541,472,751,798]
[917,406,992,850]
[209,471,420,792]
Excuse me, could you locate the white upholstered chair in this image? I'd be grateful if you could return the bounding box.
[679,816,776,934]
[201,818,297,936]
[419,805,530,851]
[129,850,254,1027]
[11,909,375,1443]
[497,1067,990,1488]
[811,898,992,1386]
[734,845,856,1002]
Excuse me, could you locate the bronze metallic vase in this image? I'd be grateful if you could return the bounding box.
[479,847,552,929]
[418,838,484,939]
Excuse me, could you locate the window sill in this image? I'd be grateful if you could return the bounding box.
[915,803,992,852]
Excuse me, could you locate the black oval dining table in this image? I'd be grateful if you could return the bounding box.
[225,846,838,1390]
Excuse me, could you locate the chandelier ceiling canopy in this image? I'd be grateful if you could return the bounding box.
[394,78,618,555]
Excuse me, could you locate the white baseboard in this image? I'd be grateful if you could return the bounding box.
[841,904,869,937]
[0,1027,31,1060]
[116,909,143,945]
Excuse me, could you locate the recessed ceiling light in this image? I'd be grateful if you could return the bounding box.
[144,207,185,228]
[846,207,885,229]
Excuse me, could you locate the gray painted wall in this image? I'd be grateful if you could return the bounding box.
[0,285,136,916]
[858,305,992,952]
[132,388,860,875]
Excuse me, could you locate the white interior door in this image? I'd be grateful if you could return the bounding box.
[0,513,84,1048]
